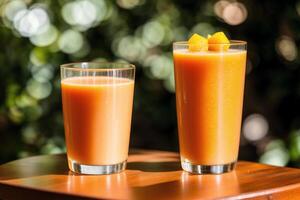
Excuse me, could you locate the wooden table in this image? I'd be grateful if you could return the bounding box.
[0,150,300,199]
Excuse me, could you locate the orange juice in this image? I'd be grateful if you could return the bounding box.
[61,76,134,166]
[173,49,246,165]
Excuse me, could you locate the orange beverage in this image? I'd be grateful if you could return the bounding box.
[173,41,247,174]
[61,62,135,174]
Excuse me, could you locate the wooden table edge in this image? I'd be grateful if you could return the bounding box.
[1,172,300,200]
[0,181,101,200]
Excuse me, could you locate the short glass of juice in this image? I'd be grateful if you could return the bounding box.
[61,62,135,174]
[173,36,247,174]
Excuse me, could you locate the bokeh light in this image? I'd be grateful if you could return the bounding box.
[8,106,23,123]
[58,29,84,54]
[72,42,91,58]
[30,25,58,47]
[146,55,173,80]
[13,6,50,37]
[289,130,300,162]
[15,93,36,109]
[92,57,108,62]
[31,64,54,83]
[30,48,49,66]
[22,125,39,145]
[26,79,52,100]
[117,0,143,9]
[223,3,247,25]
[214,1,247,25]
[276,36,298,62]
[3,0,27,21]
[41,137,65,154]
[243,114,269,141]
[259,140,290,166]
[61,0,107,30]
[116,36,146,62]
[142,21,165,48]
[214,0,230,18]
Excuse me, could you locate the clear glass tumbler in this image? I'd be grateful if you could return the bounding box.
[61,62,135,174]
[173,41,247,174]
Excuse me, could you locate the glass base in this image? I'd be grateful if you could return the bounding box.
[68,159,126,175]
[181,159,236,174]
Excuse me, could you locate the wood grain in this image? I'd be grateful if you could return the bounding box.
[0,150,300,199]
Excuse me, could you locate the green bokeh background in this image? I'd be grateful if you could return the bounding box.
[0,0,300,167]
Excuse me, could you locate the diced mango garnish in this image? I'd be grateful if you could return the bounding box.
[188,33,208,52]
[208,32,230,51]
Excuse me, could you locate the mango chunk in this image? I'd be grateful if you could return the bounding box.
[188,34,208,52]
[208,32,230,51]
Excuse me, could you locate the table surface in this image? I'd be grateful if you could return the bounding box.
[1,150,300,200]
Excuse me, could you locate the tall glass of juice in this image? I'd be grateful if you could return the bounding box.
[173,40,247,174]
[61,62,135,174]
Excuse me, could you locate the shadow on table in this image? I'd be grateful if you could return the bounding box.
[127,161,181,172]
[0,154,69,180]
[0,154,182,180]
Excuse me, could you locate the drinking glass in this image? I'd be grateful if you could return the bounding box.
[61,62,135,174]
[173,41,247,174]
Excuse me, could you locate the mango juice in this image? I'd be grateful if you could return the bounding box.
[61,76,134,165]
[173,49,246,165]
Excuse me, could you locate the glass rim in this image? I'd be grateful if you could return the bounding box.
[60,62,135,71]
[173,40,247,46]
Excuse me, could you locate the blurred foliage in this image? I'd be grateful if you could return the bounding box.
[0,0,300,166]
